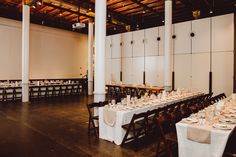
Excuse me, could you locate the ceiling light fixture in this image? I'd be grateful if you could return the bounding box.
[37,1,42,6]
[210,10,213,14]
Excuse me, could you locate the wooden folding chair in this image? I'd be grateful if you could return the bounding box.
[121,112,148,149]
[87,102,103,137]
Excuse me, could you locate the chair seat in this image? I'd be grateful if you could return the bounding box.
[122,119,146,130]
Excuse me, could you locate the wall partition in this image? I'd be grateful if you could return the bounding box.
[105,13,234,96]
[0,17,88,80]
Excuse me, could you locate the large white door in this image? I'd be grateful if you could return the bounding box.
[122,58,133,84]
[133,30,145,57]
[111,58,121,83]
[132,57,144,85]
[212,52,234,96]
[145,27,159,56]
[111,34,121,59]
[174,54,192,89]
[191,53,210,93]
[212,14,234,52]
[105,36,112,59]
[145,56,164,86]
[174,21,191,54]
[192,18,211,53]
[121,32,133,58]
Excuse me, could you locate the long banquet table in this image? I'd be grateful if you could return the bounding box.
[176,97,236,157]
[99,91,203,145]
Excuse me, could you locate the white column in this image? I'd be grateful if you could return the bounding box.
[22,4,30,102]
[87,22,94,95]
[164,0,172,91]
[94,0,106,102]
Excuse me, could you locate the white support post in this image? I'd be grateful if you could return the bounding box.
[164,0,173,91]
[88,22,94,96]
[94,0,107,102]
[22,4,30,102]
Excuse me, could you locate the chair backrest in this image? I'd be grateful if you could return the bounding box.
[87,102,102,117]
[155,109,173,135]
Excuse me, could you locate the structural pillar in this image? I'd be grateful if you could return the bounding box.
[87,21,94,95]
[22,4,30,102]
[94,0,106,102]
[164,0,173,91]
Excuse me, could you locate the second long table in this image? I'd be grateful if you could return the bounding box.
[99,91,203,145]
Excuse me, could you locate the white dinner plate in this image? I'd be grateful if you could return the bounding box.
[213,123,232,130]
[219,118,236,124]
[184,118,198,124]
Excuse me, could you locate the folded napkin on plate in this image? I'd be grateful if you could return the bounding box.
[103,108,117,127]
[187,126,211,144]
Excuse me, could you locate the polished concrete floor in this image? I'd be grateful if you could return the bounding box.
[0,96,159,157]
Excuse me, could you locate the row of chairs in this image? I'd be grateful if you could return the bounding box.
[122,93,220,156]
[120,93,213,151]
[155,93,228,157]
[107,86,160,100]
[29,84,83,100]
[0,84,83,103]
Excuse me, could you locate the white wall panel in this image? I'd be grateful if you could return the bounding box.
[145,56,164,86]
[111,34,121,58]
[0,17,88,79]
[174,54,192,89]
[122,58,133,84]
[133,30,145,57]
[192,18,211,53]
[105,59,111,84]
[159,26,164,56]
[111,58,121,83]
[121,32,133,58]
[191,53,210,93]
[174,21,191,54]
[105,36,111,59]
[0,26,21,79]
[145,27,158,56]
[132,57,144,85]
[212,14,234,52]
[212,52,233,96]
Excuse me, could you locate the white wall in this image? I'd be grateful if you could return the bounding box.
[105,13,234,96]
[0,17,88,80]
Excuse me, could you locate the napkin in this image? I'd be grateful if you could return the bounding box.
[216,100,225,110]
[103,108,117,127]
[187,126,211,144]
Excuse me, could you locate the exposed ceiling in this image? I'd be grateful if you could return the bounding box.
[0,0,235,35]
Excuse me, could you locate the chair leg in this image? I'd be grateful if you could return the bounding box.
[88,118,91,134]
[92,119,98,137]
[155,140,161,157]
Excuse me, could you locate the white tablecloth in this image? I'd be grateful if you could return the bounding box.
[176,99,236,157]
[99,92,202,145]
[176,122,233,157]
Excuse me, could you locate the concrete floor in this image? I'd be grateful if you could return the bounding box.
[0,96,159,157]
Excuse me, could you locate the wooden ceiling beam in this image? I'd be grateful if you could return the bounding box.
[64,0,136,26]
[43,2,93,19]
[130,0,160,17]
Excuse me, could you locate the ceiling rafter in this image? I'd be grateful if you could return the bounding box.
[64,0,136,26]
[43,2,93,19]
[130,0,160,17]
